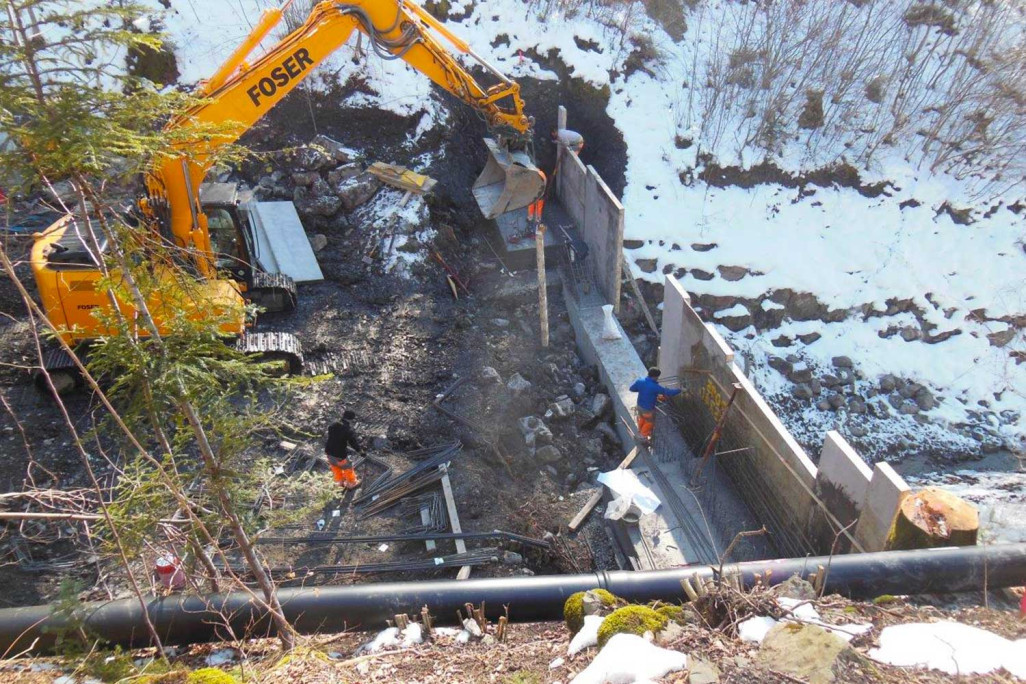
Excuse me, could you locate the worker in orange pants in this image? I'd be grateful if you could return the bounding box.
[325,410,363,490]
[630,367,681,446]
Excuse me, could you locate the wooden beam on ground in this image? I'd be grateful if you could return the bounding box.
[439,466,471,580]
[567,447,641,532]
[622,256,660,336]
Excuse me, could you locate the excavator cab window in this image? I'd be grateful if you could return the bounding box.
[206,207,246,274]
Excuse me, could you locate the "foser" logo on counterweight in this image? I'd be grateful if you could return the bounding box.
[246,49,314,106]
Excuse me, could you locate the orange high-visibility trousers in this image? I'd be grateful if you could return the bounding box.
[329,460,360,488]
[528,198,546,223]
[637,410,655,438]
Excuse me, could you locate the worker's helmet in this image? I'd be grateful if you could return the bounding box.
[648,367,662,378]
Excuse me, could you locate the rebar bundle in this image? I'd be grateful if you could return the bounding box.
[270,547,500,577]
[353,441,462,507]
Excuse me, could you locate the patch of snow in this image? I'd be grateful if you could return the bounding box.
[713,303,749,319]
[400,622,423,647]
[205,648,238,666]
[570,633,687,684]
[550,656,566,669]
[869,621,1025,677]
[738,616,777,644]
[360,627,400,653]
[568,615,603,655]
[740,600,872,645]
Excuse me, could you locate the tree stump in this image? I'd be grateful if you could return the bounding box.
[886,487,979,550]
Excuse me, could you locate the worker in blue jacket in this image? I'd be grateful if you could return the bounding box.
[629,367,681,444]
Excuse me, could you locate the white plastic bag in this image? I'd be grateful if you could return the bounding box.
[601,304,622,340]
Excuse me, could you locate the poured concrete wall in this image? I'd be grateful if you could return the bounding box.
[555,107,624,312]
[657,274,910,556]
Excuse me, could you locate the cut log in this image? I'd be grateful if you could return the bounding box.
[886,487,979,550]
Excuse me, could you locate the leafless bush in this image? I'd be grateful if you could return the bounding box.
[674,0,1026,197]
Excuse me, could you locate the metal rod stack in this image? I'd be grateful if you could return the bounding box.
[352,442,463,519]
[271,548,500,577]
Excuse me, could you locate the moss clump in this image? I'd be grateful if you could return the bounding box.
[563,588,620,635]
[186,668,239,684]
[137,673,187,684]
[597,605,668,649]
[653,603,690,625]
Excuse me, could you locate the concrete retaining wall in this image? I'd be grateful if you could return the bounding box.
[554,106,624,312]
[658,274,909,554]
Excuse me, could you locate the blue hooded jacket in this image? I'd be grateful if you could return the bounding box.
[629,376,681,411]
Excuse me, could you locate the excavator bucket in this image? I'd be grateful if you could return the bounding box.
[473,138,546,219]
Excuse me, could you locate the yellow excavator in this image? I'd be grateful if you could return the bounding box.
[30,0,545,389]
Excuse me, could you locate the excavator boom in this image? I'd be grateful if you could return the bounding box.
[148,0,544,275]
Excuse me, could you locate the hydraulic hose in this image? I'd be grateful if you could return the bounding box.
[1,543,1023,655]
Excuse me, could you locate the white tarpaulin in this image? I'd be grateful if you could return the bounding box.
[597,469,660,514]
[244,201,323,283]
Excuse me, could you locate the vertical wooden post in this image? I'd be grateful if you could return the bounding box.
[536,223,549,348]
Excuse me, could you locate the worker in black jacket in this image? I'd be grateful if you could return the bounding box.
[325,410,363,489]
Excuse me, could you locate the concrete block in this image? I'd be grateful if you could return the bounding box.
[584,165,624,311]
[854,462,911,552]
[659,275,734,378]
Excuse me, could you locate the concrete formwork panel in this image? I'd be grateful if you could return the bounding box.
[855,463,911,552]
[584,166,624,311]
[812,431,872,551]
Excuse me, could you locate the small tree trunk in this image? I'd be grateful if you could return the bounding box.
[886,487,979,551]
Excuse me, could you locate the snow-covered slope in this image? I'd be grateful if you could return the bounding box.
[154,0,1024,469]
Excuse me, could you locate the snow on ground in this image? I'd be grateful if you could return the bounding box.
[154,0,1024,473]
[869,621,1026,678]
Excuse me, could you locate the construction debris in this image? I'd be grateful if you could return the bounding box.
[367,162,438,195]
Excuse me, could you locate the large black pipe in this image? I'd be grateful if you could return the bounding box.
[2,543,1023,655]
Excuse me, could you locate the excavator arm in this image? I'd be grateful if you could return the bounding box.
[144,0,542,277]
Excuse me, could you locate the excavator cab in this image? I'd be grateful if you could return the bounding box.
[198,182,297,313]
[473,138,546,219]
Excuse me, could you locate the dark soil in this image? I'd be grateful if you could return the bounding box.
[0,78,622,606]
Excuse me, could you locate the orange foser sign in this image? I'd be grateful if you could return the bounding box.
[246,48,315,106]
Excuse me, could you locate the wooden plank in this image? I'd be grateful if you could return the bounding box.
[567,447,640,532]
[420,505,436,552]
[367,162,437,195]
[439,467,471,580]
[622,256,659,335]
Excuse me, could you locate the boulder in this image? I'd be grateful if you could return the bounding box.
[717,265,749,282]
[915,388,937,411]
[336,174,382,211]
[635,258,658,274]
[293,185,341,218]
[786,292,824,321]
[507,373,533,395]
[536,445,562,464]
[573,382,587,399]
[879,374,897,392]
[690,268,715,281]
[768,356,793,376]
[899,401,919,415]
[480,366,502,384]
[793,385,813,400]
[758,623,850,683]
[518,416,552,446]
[848,398,867,415]
[501,551,524,565]
[310,134,354,164]
[308,233,328,252]
[291,145,334,171]
[797,332,822,344]
[900,326,922,342]
[831,356,853,368]
[590,393,611,417]
[327,162,363,186]
[827,393,846,411]
[899,382,922,399]
[291,171,320,186]
[548,396,576,420]
[788,364,814,384]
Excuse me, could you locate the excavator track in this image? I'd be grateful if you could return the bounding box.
[247,271,297,313]
[235,331,304,375]
[34,347,83,395]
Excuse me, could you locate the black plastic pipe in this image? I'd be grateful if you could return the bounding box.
[1,543,1023,655]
